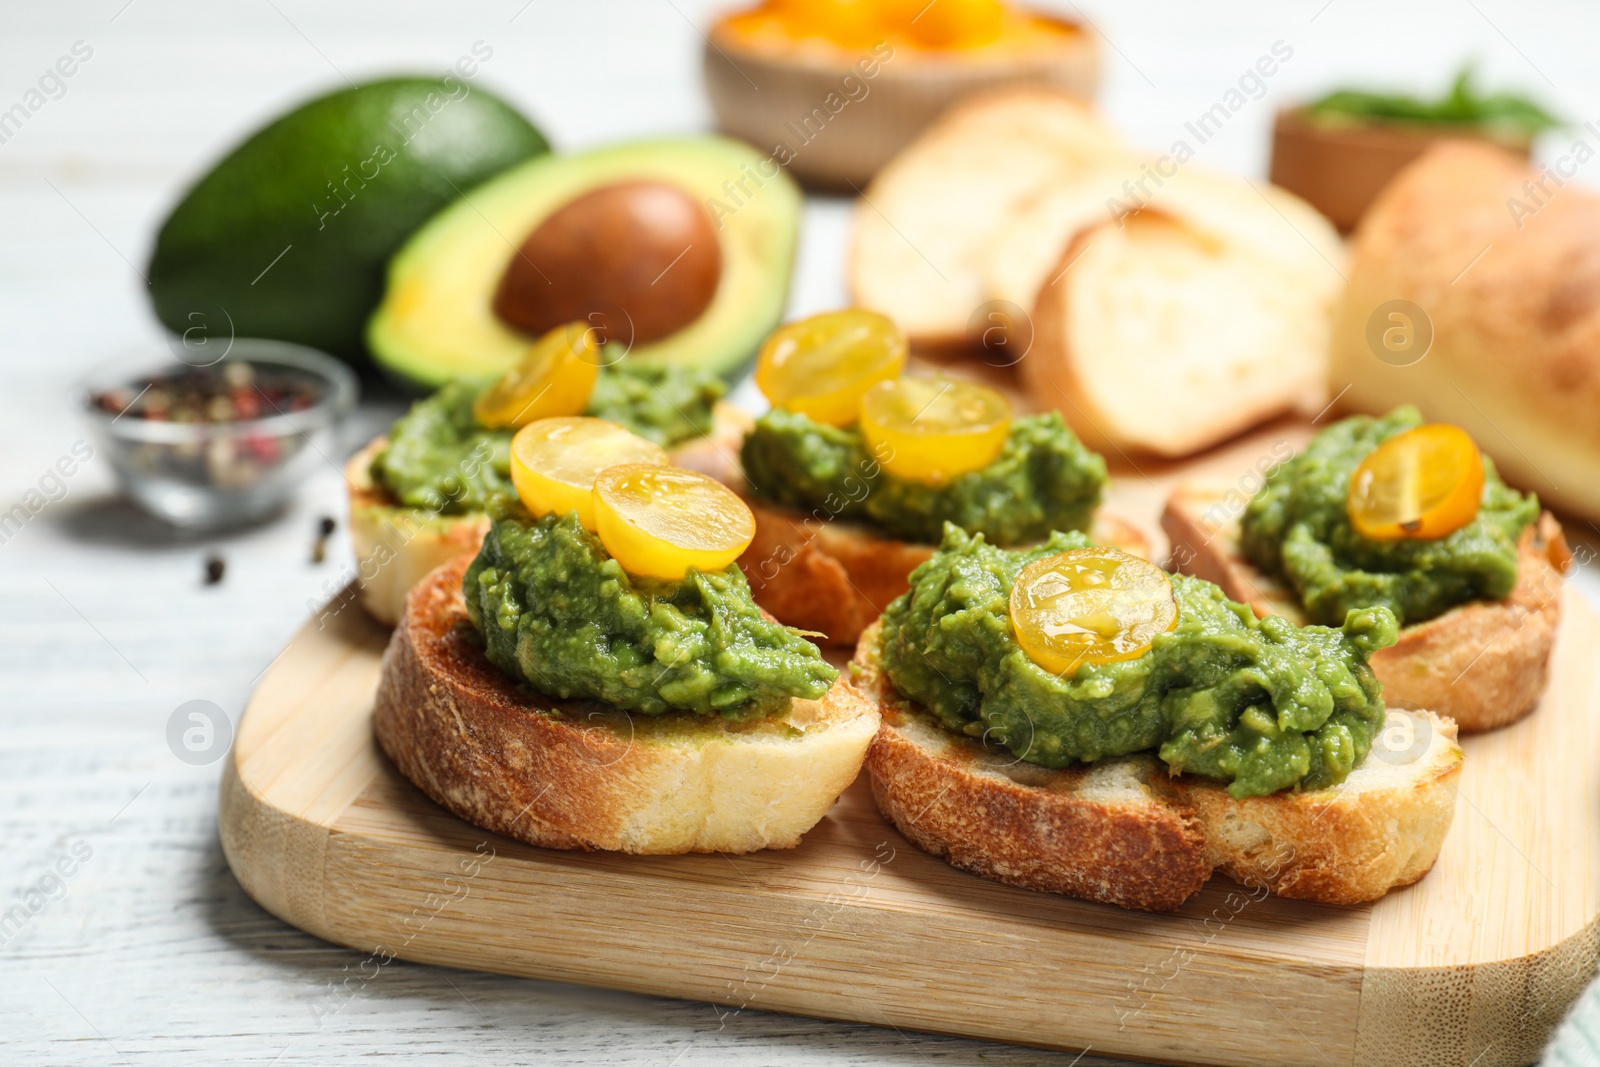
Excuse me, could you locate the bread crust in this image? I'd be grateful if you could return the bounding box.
[1162,482,1571,732]
[373,555,880,855]
[855,621,1463,911]
[672,431,1150,646]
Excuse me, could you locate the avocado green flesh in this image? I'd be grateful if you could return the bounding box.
[880,526,1398,798]
[464,513,837,718]
[371,361,725,515]
[1240,407,1538,627]
[739,408,1106,547]
[149,78,549,365]
[367,136,801,389]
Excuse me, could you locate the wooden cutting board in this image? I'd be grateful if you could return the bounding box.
[220,421,1600,1067]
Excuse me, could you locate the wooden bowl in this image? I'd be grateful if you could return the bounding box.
[702,12,1098,191]
[1269,106,1534,232]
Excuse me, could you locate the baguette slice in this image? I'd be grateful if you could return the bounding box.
[1024,210,1331,457]
[373,554,880,854]
[1162,481,1570,732]
[855,621,1462,911]
[347,402,750,627]
[672,432,1150,647]
[984,163,1344,319]
[346,435,493,628]
[848,86,1128,347]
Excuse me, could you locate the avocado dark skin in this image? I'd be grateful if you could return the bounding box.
[148,77,548,367]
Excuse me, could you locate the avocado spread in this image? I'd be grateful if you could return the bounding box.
[1240,407,1538,627]
[373,362,725,515]
[464,512,838,719]
[880,526,1398,798]
[740,408,1106,546]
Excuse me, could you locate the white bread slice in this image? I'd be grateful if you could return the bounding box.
[984,163,1345,316]
[346,435,492,628]
[347,401,750,627]
[848,86,1127,347]
[671,430,1150,647]
[1024,211,1329,457]
[855,621,1462,911]
[1162,481,1570,732]
[373,554,879,854]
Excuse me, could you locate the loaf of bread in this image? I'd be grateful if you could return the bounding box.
[1329,140,1600,523]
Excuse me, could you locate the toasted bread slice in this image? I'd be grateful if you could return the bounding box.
[672,432,1150,647]
[1162,482,1570,732]
[1024,211,1333,458]
[854,621,1462,911]
[347,402,751,627]
[848,86,1127,347]
[373,555,880,854]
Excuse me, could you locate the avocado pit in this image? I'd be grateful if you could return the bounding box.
[492,180,722,345]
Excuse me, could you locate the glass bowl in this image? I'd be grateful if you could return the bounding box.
[79,340,358,529]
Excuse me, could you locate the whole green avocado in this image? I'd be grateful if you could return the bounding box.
[148,75,549,365]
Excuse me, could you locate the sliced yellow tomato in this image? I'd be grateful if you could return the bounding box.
[510,417,666,530]
[754,309,907,426]
[1009,548,1179,676]
[1347,424,1485,541]
[592,464,757,580]
[858,376,1011,484]
[473,321,601,429]
[902,0,1003,47]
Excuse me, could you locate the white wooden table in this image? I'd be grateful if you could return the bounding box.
[3,2,1596,1064]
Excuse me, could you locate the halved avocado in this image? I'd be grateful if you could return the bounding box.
[368,136,801,388]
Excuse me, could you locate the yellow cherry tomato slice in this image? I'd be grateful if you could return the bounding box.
[903,0,1003,48]
[1347,424,1485,541]
[592,464,757,580]
[473,321,601,429]
[754,309,908,426]
[1009,548,1179,676]
[858,376,1012,484]
[510,417,666,530]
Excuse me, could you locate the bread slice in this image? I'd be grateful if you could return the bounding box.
[671,431,1150,647]
[347,402,750,627]
[848,86,1127,347]
[346,436,493,628]
[854,621,1462,911]
[1162,481,1570,732]
[1023,211,1332,457]
[983,163,1345,317]
[373,554,880,854]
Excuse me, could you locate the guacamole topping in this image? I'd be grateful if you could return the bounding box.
[464,512,837,719]
[1240,407,1538,627]
[880,526,1398,798]
[740,408,1106,546]
[373,362,724,514]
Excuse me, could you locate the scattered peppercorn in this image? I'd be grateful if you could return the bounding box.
[204,554,226,585]
[311,515,337,563]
